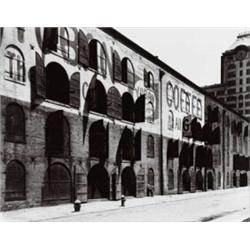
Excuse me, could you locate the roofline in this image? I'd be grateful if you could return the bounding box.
[99,27,249,123]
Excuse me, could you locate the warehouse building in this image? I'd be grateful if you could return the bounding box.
[0,27,249,211]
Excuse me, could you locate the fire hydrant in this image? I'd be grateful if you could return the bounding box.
[74,199,81,212]
[121,195,126,207]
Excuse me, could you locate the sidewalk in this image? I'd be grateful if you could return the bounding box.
[0,187,249,222]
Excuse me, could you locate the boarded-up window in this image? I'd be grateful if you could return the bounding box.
[43,27,58,51]
[107,87,122,119]
[46,111,70,156]
[69,72,80,108]
[147,135,155,158]
[113,50,122,81]
[5,103,25,143]
[121,58,135,87]
[134,129,141,161]
[78,30,89,67]
[5,161,25,201]
[122,93,134,122]
[135,95,145,123]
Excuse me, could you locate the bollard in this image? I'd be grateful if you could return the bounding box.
[74,199,81,212]
[121,195,126,207]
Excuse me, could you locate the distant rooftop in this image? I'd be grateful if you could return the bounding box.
[228,31,250,51]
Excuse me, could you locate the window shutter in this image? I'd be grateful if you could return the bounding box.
[107,87,122,119]
[78,30,89,67]
[89,40,97,70]
[134,129,141,161]
[35,52,46,100]
[43,28,58,52]
[144,69,148,87]
[70,72,80,108]
[135,95,145,122]
[113,51,122,81]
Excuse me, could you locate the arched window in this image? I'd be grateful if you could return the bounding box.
[147,135,155,158]
[5,161,25,201]
[166,81,174,107]
[168,169,174,190]
[147,72,154,89]
[57,27,70,58]
[168,110,174,131]
[4,46,25,82]
[89,39,107,75]
[46,111,70,156]
[122,93,134,122]
[89,120,107,158]
[87,79,107,114]
[247,61,250,67]
[46,62,69,104]
[121,58,135,87]
[146,102,154,123]
[5,103,25,143]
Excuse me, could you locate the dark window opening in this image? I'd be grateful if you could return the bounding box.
[121,128,134,161]
[168,169,174,190]
[183,170,191,192]
[207,172,214,190]
[87,79,107,114]
[46,62,69,104]
[122,93,134,122]
[5,103,25,143]
[196,171,203,191]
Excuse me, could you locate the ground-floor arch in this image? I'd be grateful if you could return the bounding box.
[88,164,110,199]
[233,172,237,187]
[196,171,203,191]
[207,171,214,190]
[121,167,136,197]
[42,163,72,205]
[182,169,191,192]
[240,173,248,187]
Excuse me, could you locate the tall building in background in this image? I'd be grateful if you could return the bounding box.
[204,32,250,121]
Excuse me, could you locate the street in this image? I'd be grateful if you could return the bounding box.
[2,187,248,222]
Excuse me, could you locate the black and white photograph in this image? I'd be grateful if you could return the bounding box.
[0,26,249,222]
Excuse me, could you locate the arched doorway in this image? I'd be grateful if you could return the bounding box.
[196,171,203,191]
[43,163,72,205]
[207,171,214,190]
[240,173,248,187]
[182,170,191,192]
[121,167,136,197]
[88,165,109,199]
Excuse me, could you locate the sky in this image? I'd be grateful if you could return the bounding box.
[117,28,247,87]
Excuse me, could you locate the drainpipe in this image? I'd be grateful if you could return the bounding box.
[159,69,165,195]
